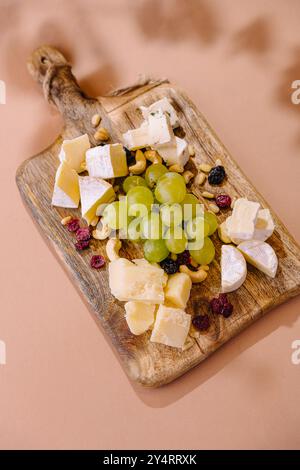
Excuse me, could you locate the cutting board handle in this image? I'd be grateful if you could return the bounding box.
[27,46,100,122]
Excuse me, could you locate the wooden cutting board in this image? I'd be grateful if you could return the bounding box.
[16,46,300,387]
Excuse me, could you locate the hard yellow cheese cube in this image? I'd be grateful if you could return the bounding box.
[150,305,191,349]
[125,301,155,335]
[164,272,192,309]
[52,161,80,208]
[59,134,90,173]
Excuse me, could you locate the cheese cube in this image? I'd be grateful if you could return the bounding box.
[79,176,115,225]
[150,305,191,349]
[148,110,174,146]
[227,198,260,244]
[122,122,150,150]
[140,97,180,128]
[164,273,192,309]
[86,143,128,179]
[253,209,275,241]
[238,240,278,278]
[153,137,189,167]
[109,258,166,303]
[52,161,80,208]
[125,301,155,335]
[59,134,90,173]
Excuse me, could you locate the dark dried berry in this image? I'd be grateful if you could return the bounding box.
[176,250,190,266]
[90,255,105,269]
[215,194,231,209]
[75,239,90,251]
[192,314,210,331]
[124,147,136,166]
[208,165,226,185]
[221,303,233,318]
[75,227,91,241]
[66,218,80,232]
[160,258,178,274]
[210,293,234,318]
[210,297,222,314]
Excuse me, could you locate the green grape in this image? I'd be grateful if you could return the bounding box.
[123,175,147,193]
[102,200,128,230]
[181,194,202,221]
[127,217,143,241]
[186,216,210,241]
[154,172,186,204]
[127,186,154,217]
[203,211,218,235]
[143,239,169,263]
[141,213,163,240]
[160,203,183,227]
[145,163,168,188]
[165,226,187,254]
[190,237,215,265]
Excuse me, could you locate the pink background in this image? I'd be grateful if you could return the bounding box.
[1,0,300,450]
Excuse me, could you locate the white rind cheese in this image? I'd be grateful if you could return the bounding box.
[124,301,155,335]
[86,143,128,179]
[253,209,275,241]
[122,122,150,150]
[59,134,90,173]
[52,161,80,208]
[140,97,180,128]
[79,176,115,225]
[153,136,189,167]
[226,198,260,244]
[238,240,278,278]
[150,305,191,349]
[221,245,247,293]
[147,110,174,146]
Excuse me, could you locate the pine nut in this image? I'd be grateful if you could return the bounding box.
[199,163,212,173]
[215,158,222,166]
[202,191,215,199]
[208,203,220,213]
[94,127,110,141]
[195,172,206,185]
[61,215,72,225]
[91,114,101,127]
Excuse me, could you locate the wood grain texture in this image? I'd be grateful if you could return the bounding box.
[16,47,300,387]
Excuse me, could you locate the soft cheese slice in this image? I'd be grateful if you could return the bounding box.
[238,240,278,278]
[164,273,192,309]
[109,258,166,303]
[253,209,275,241]
[125,301,155,335]
[147,110,174,146]
[79,176,115,225]
[59,134,90,173]
[140,97,180,128]
[153,137,189,167]
[86,143,128,179]
[227,198,260,244]
[52,161,80,208]
[221,245,247,293]
[150,305,191,349]
[122,121,150,150]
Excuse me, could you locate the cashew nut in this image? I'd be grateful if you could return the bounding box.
[92,221,112,240]
[144,150,162,164]
[183,170,194,184]
[179,265,208,283]
[168,164,184,173]
[129,149,146,174]
[195,172,206,185]
[106,238,122,261]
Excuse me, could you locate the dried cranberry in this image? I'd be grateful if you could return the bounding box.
[210,293,234,318]
[66,218,80,232]
[208,165,226,185]
[192,314,210,331]
[75,239,90,251]
[90,255,105,269]
[176,250,190,266]
[75,227,91,241]
[160,258,178,274]
[221,303,233,318]
[215,194,231,209]
[210,297,222,314]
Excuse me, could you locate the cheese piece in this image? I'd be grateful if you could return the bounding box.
[221,245,247,293]
[238,240,278,278]
[59,134,90,173]
[52,161,80,208]
[164,272,192,309]
[79,176,115,225]
[86,143,128,179]
[124,301,155,335]
[153,136,189,167]
[132,259,168,286]
[226,198,260,244]
[147,110,174,146]
[122,121,150,150]
[150,305,191,349]
[140,97,180,128]
[109,258,166,303]
[253,209,275,241]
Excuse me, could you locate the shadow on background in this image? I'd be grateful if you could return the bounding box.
[230,17,272,55]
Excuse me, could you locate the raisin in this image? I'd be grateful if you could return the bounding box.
[215,194,231,209]
[90,255,105,269]
[208,165,226,185]
[75,227,91,241]
[221,303,233,318]
[210,293,234,318]
[66,218,80,232]
[176,250,190,266]
[192,314,210,331]
[75,240,90,251]
[160,258,178,274]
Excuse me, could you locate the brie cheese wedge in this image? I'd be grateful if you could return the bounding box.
[238,240,278,278]
[150,305,191,349]
[221,245,247,293]
[59,134,90,173]
[86,143,128,179]
[52,161,80,208]
[122,121,150,150]
[140,97,180,128]
[253,209,275,241]
[79,176,115,225]
[147,110,174,146]
[153,136,189,167]
[226,198,260,244]
[125,301,155,335]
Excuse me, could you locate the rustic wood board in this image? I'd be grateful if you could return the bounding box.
[16,47,300,387]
